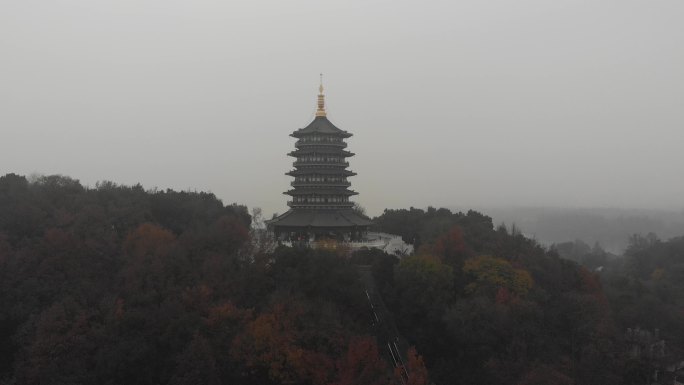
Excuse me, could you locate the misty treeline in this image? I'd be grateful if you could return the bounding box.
[554,235,684,345]
[482,207,684,254]
[0,174,681,385]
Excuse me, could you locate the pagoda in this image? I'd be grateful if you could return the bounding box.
[268,78,373,243]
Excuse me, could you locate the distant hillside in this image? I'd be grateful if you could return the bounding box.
[455,207,684,254]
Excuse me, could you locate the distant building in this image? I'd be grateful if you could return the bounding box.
[268,78,373,243]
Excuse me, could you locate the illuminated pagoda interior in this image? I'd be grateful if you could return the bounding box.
[268,77,373,243]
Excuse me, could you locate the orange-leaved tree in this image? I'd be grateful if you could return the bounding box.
[231,300,337,385]
[331,336,389,385]
[406,347,430,385]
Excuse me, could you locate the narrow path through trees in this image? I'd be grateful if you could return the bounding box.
[357,265,411,384]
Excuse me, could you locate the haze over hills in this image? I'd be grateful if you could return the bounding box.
[455,206,684,254]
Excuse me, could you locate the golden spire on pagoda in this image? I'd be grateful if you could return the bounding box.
[315,73,326,117]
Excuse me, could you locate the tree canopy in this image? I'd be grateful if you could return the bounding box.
[1,174,682,384]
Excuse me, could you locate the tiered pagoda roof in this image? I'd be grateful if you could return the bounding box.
[268,78,373,237]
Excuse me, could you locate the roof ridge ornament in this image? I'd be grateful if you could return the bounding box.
[315,73,326,117]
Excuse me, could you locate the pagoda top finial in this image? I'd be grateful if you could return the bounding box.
[316,73,326,117]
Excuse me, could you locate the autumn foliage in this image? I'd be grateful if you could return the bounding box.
[0,174,661,385]
[375,207,624,385]
[1,174,421,385]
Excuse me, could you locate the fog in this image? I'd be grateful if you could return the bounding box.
[2,0,683,218]
[462,206,684,254]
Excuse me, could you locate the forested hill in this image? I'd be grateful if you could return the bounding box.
[0,173,423,385]
[0,174,680,385]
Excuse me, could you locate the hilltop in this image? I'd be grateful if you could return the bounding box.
[1,174,682,385]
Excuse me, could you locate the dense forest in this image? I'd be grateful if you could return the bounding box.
[1,174,683,384]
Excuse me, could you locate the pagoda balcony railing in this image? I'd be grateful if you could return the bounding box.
[286,170,357,177]
[292,161,349,167]
[291,181,351,187]
[288,151,354,158]
[295,141,347,149]
[287,201,354,208]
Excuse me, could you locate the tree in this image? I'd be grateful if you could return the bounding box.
[14,299,100,385]
[463,255,533,298]
[231,300,336,385]
[169,334,220,385]
[352,202,367,217]
[403,347,430,385]
[430,226,468,267]
[394,255,454,323]
[331,336,389,385]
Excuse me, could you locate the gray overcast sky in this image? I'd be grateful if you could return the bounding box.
[1,0,683,217]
